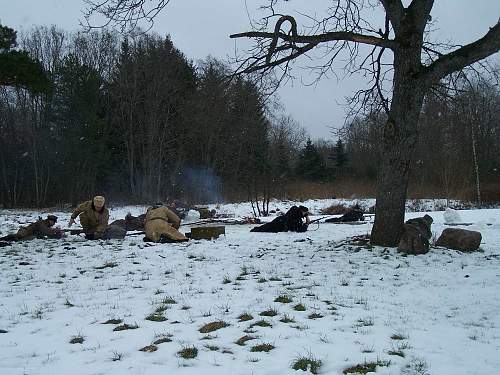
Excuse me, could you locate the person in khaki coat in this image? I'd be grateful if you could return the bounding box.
[69,196,109,239]
[144,205,188,243]
[1,215,63,241]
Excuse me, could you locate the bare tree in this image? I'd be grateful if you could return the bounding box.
[228,1,500,246]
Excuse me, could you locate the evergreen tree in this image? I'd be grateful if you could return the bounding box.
[49,53,109,201]
[0,24,49,92]
[331,139,348,168]
[296,139,326,180]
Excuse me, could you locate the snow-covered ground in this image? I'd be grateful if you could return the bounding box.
[1,200,499,375]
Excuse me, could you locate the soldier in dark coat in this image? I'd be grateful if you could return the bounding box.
[1,215,63,241]
[398,214,434,254]
[250,206,310,233]
[325,205,364,223]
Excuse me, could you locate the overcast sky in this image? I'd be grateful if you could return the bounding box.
[1,0,499,139]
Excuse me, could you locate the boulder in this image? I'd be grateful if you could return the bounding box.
[398,214,433,255]
[103,225,127,240]
[435,228,481,252]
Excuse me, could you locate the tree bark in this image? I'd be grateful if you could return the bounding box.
[371,35,426,246]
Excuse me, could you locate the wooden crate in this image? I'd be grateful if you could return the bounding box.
[187,226,225,240]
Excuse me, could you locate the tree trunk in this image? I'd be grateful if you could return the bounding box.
[371,42,426,247]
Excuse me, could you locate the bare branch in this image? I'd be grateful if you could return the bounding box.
[421,22,500,85]
[230,29,395,49]
[82,0,171,33]
[379,0,405,33]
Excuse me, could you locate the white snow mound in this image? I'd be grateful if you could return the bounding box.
[184,209,201,222]
[444,207,462,224]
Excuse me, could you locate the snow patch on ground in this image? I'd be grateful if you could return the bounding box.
[0,201,499,375]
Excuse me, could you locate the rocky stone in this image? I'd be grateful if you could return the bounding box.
[435,228,482,252]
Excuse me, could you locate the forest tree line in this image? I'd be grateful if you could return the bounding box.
[0,26,303,207]
[342,77,500,204]
[1,26,499,208]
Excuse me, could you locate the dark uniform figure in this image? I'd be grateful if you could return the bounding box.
[250,206,310,233]
[168,200,192,219]
[398,214,433,254]
[109,213,146,231]
[325,205,364,223]
[1,215,62,241]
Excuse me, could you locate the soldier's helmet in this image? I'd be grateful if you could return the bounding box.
[47,215,58,223]
[298,206,309,216]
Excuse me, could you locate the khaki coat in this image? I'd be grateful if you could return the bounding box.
[144,206,188,242]
[16,219,62,240]
[71,200,109,236]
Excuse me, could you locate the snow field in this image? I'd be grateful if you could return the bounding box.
[0,201,499,375]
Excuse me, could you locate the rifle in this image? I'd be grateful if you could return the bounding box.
[180,218,258,226]
[307,216,335,225]
[63,228,146,237]
[62,228,85,235]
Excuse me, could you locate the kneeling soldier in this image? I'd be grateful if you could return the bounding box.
[144,204,188,243]
[69,196,125,240]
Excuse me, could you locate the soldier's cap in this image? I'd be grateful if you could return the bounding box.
[93,195,105,205]
[422,214,433,225]
[298,205,309,213]
[47,215,58,222]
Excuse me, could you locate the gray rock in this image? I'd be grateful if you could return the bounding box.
[103,225,127,240]
[435,228,482,252]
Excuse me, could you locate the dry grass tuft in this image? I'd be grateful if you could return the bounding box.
[259,308,278,317]
[69,335,84,344]
[102,318,122,325]
[291,353,323,374]
[249,320,272,328]
[177,345,198,359]
[145,312,167,322]
[308,312,324,319]
[343,360,391,374]
[113,323,139,331]
[250,343,275,352]
[153,333,172,345]
[236,335,257,346]
[293,303,306,311]
[238,313,254,322]
[199,321,229,333]
[274,295,293,303]
[139,345,158,352]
